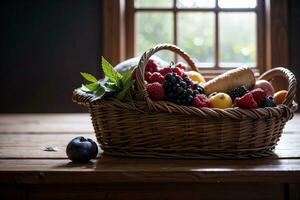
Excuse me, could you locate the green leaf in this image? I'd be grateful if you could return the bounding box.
[104,82,119,92]
[124,91,133,102]
[80,72,97,83]
[121,70,133,85]
[116,79,135,100]
[102,56,122,83]
[85,82,100,91]
[80,84,92,92]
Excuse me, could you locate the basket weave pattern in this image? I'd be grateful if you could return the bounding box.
[73,44,297,159]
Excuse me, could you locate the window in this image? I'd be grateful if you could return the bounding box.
[102,0,288,76]
[126,0,264,72]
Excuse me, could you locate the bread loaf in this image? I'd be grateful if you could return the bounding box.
[203,67,255,95]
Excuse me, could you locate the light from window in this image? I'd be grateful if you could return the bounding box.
[177,0,215,8]
[134,0,258,68]
[135,0,173,8]
[178,12,215,66]
[218,0,256,8]
[219,13,256,67]
[135,12,174,61]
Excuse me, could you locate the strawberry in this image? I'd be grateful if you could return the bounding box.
[145,59,158,73]
[149,72,165,84]
[147,82,165,101]
[250,88,266,107]
[234,92,257,109]
[159,67,173,76]
[192,95,210,108]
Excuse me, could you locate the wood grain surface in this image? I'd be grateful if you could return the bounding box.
[0,114,299,199]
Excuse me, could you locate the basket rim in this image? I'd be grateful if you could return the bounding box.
[72,89,296,120]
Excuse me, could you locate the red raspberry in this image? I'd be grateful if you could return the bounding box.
[145,59,158,73]
[234,93,257,109]
[250,88,266,107]
[159,67,173,76]
[182,72,188,78]
[175,62,188,71]
[147,82,165,101]
[192,95,210,108]
[144,71,152,83]
[171,67,184,77]
[149,72,165,84]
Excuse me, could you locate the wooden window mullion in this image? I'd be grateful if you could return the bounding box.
[174,0,178,62]
[256,0,266,73]
[125,0,135,59]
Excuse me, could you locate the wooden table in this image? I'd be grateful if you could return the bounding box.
[0,114,300,200]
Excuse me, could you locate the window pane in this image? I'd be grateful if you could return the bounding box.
[135,12,174,61]
[219,12,256,67]
[178,12,215,67]
[177,0,215,8]
[218,0,256,8]
[135,0,173,8]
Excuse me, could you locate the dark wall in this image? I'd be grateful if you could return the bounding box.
[0,0,101,112]
[1,0,300,113]
[289,0,300,101]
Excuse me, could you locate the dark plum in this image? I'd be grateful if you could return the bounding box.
[66,136,98,163]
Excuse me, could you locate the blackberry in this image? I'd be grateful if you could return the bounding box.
[165,73,173,81]
[228,86,249,101]
[183,77,192,86]
[163,72,196,106]
[193,83,204,94]
[193,90,200,96]
[179,81,187,88]
[187,88,193,96]
[262,96,277,107]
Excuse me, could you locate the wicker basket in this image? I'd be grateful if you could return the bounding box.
[73,44,297,159]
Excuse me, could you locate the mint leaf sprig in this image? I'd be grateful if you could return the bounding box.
[79,56,135,102]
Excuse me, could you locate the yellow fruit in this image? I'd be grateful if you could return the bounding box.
[186,71,206,83]
[209,93,233,109]
[274,90,288,104]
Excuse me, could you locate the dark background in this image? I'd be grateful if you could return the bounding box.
[0,0,299,113]
[0,0,101,112]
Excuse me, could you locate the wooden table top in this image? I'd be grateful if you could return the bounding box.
[1,114,300,184]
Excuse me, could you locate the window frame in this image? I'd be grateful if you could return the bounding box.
[127,0,263,71]
[102,0,288,77]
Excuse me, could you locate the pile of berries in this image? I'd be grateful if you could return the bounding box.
[145,59,209,108]
[144,58,281,110]
[163,73,204,106]
[233,87,276,109]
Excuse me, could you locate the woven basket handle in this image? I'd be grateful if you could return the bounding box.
[135,44,197,110]
[258,67,297,107]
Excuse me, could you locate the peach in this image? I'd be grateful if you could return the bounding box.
[274,90,288,104]
[254,80,274,96]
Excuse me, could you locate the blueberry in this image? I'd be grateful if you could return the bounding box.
[165,73,173,81]
[187,95,194,104]
[175,76,182,83]
[183,77,192,85]
[66,136,98,163]
[177,86,184,94]
[193,90,200,96]
[171,77,177,84]
[179,81,187,88]
[187,88,193,95]
[263,96,277,107]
